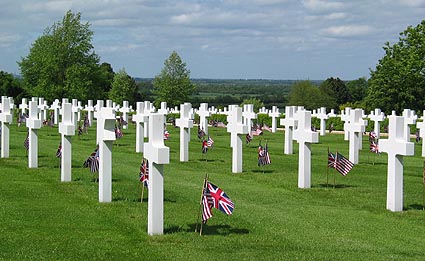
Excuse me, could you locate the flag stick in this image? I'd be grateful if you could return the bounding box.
[334,149,337,189]
[195,174,208,233]
[326,147,329,188]
[423,161,425,210]
[141,182,145,203]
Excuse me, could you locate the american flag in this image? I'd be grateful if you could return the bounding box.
[370,141,380,154]
[83,148,99,173]
[23,134,29,150]
[369,131,377,142]
[78,125,83,136]
[262,123,272,132]
[205,182,234,215]
[207,136,214,148]
[56,143,62,158]
[246,133,252,144]
[198,127,206,139]
[335,152,354,176]
[164,129,170,140]
[202,139,208,154]
[83,115,90,128]
[139,158,149,188]
[216,121,226,128]
[258,143,271,166]
[115,126,123,139]
[202,185,213,222]
[251,126,263,136]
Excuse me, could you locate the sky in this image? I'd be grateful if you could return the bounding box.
[0,0,424,80]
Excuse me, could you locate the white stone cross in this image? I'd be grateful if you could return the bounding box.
[209,106,217,115]
[417,111,425,157]
[341,107,351,141]
[402,109,417,142]
[268,106,280,133]
[143,101,153,138]
[132,102,148,153]
[380,115,414,212]
[258,107,268,114]
[77,101,83,122]
[50,99,61,125]
[26,101,42,168]
[176,103,194,162]
[316,107,329,136]
[120,101,131,129]
[280,106,297,154]
[197,103,211,135]
[58,102,75,182]
[38,98,48,123]
[0,96,13,158]
[94,100,104,145]
[19,98,28,115]
[227,106,249,173]
[346,108,367,164]
[84,100,94,127]
[71,99,80,130]
[144,113,170,235]
[328,109,336,118]
[242,104,257,134]
[368,108,385,139]
[293,110,319,188]
[97,105,116,203]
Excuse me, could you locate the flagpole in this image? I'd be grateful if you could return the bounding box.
[423,160,425,210]
[326,147,329,188]
[195,173,208,233]
[334,149,337,189]
[141,182,145,203]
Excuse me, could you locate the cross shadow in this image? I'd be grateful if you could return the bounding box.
[316,183,356,189]
[406,204,425,210]
[197,159,224,163]
[252,169,274,174]
[165,223,250,236]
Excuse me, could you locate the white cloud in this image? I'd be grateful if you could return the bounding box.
[398,0,425,7]
[302,0,346,12]
[321,25,375,37]
[0,33,21,47]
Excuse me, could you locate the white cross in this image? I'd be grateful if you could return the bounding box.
[346,108,367,164]
[268,106,280,133]
[119,101,131,129]
[316,107,329,136]
[328,109,336,118]
[402,109,417,142]
[0,96,13,158]
[38,98,48,123]
[227,106,249,173]
[293,110,319,188]
[71,99,80,130]
[97,105,116,203]
[58,102,76,182]
[368,108,385,139]
[83,100,94,126]
[340,107,351,141]
[176,103,194,162]
[19,98,28,115]
[26,101,42,168]
[380,115,414,212]
[50,99,61,125]
[280,106,296,154]
[132,102,148,153]
[417,110,425,157]
[197,103,211,135]
[242,104,256,134]
[144,113,170,235]
[258,107,268,114]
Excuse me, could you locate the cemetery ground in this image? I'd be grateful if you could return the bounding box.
[1,123,425,260]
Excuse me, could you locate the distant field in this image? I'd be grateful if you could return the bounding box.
[2,122,425,259]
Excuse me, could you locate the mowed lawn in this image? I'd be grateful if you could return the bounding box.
[1,121,425,260]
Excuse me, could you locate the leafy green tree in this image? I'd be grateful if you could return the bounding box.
[288,80,336,110]
[152,51,195,107]
[241,97,264,112]
[365,20,425,114]
[0,71,25,102]
[319,77,351,108]
[108,68,137,106]
[18,10,102,102]
[346,77,368,102]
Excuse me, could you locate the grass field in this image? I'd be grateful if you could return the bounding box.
[1,122,425,260]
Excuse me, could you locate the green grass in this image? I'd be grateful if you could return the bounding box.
[1,123,425,260]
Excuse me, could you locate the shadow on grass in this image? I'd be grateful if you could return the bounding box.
[406,204,425,210]
[165,223,250,236]
[316,183,357,189]
[252,169,274,174]
[197,159,224,163]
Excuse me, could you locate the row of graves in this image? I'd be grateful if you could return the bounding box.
[1,96,425,235]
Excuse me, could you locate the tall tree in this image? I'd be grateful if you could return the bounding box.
[18,10,102,102]
[346,77,368,102]
[108,68,137,106]
[0,71,25,102]
[152,51,195,107]
[288,80,336,110]
[319,77,351,108]
[366,20,425,114]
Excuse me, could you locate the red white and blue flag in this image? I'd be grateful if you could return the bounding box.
[139,158,149,188]
[370,141,380,154]
[206,182,234,216]
[335,152,354,176]
[56,143,62,158]
[207,136,214,148]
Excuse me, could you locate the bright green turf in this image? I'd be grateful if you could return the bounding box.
[1,122,425,260]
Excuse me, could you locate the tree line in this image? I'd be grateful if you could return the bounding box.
[1,10,423,116]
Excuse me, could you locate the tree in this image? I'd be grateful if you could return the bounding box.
[152,51,195,107]
[319,77,351,109]
[0,71,25,102]
[366,20,425,114]
[241,97,264,112]
[18,10,102,102]
[346,77,368,102]
[108,68,137,106]
[288,80,336,110]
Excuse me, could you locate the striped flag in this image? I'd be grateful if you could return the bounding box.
[246,133,252,144]
[23,134,29,150]
[207,136,214,148]
[258,143,271,166]
[83,148,99,173]
[164,129,170,140]
[335,152,354,176]
[202,139,208,154]
[115,126,123,139]
[370,141,380,154]
[202,185,213,222]
[139,158,149,188]
[56,143,62,158]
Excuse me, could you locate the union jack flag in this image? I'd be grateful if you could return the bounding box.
[205,182,234,215]
[56,143,62,158]
[164,129,170,140]
[328,151,336,168]
[139,158,149,188]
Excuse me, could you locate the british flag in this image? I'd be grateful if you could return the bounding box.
[205,182,234,215]
[56,143,62,158]
[328,151,336,168]
[164,129,170,140]
[139,158,149,188]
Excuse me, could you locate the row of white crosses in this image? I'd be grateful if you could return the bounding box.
[0,96,13,158]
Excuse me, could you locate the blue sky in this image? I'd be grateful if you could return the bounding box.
[0,0,424,80]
